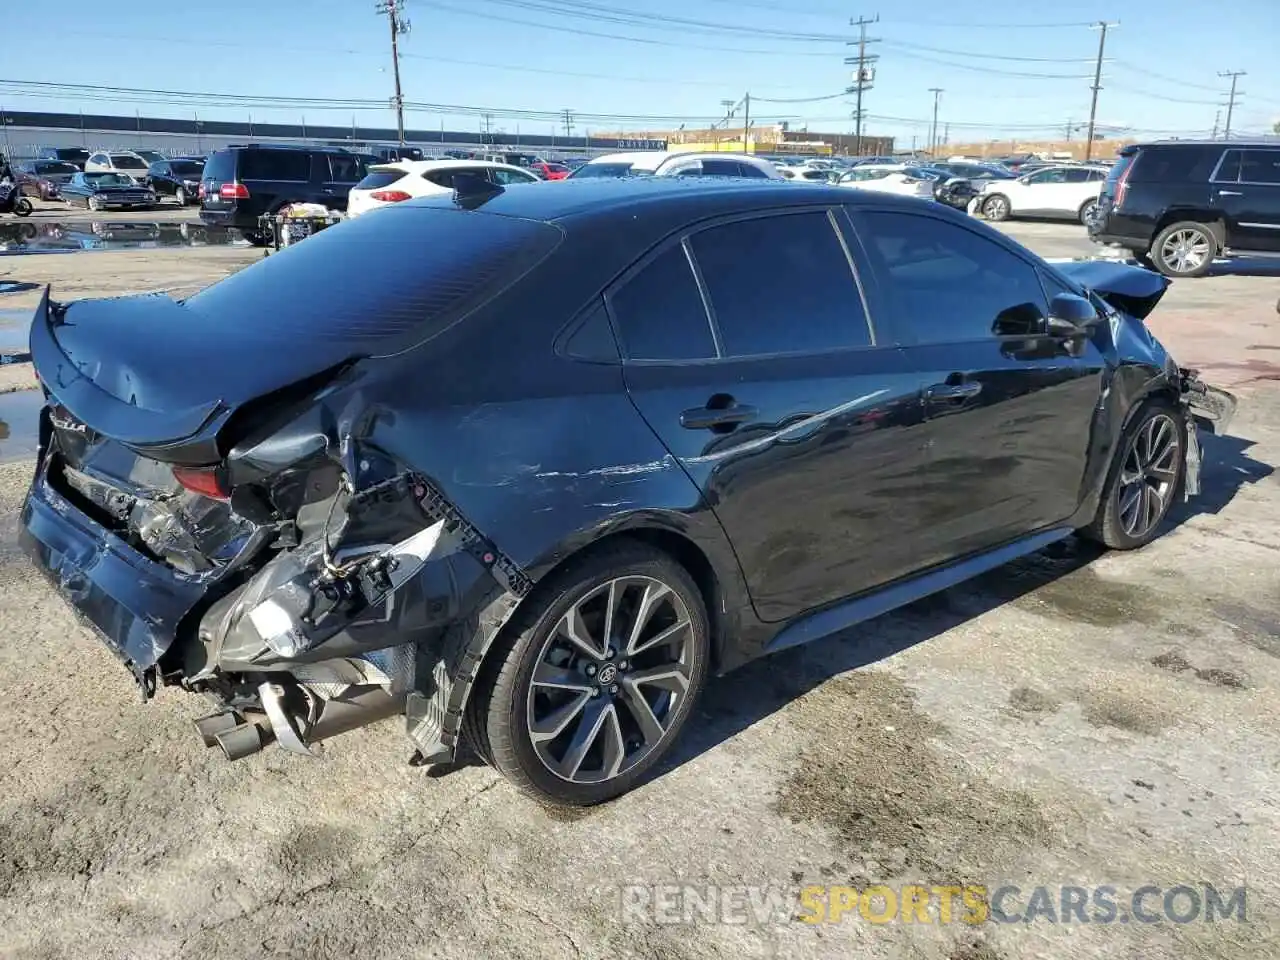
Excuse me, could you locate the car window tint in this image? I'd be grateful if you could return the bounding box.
[610,245,716,361]
[203,151,234,182]
[1240,151,1280,185]
[690,212,872,356]
[490,168,536,185]
[1131,145,1220,183]
[562,301,620,362]
[1213,150,1241,182]
[1062,168,1092,183]
[360,169,408,190]
[327,153,366,183]
[240,150,310,181]
[701,159,747,177]
[857,211,1048,344]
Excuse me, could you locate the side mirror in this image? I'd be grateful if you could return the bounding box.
[1046,292,1099,336]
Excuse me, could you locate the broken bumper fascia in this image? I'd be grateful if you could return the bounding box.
[1178,367,1237,501]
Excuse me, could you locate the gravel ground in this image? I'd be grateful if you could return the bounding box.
[0,222,1278,959]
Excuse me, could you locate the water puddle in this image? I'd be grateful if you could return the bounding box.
[0,390,42,464]
[0,221,246,254]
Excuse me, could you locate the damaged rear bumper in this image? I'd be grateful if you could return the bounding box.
[1181,367,1237,437]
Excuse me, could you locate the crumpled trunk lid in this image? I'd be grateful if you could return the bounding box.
[1054,259,1170,320]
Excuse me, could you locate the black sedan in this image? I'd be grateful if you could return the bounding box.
[60,172,157,211]
[146,158,205,205]
[19,179,1235,807]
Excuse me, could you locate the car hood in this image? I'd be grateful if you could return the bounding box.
[1054,259,1170,320]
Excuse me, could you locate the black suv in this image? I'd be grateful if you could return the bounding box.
[199,145,373,244]
[1090,140,1280,278]
[146,158,205,205]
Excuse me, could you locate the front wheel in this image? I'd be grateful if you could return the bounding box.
[983,194,1011,221]
[465,541,710,806]
[13,197,32,217]
[1081,400,1186,550]
[1078,199,1098,227]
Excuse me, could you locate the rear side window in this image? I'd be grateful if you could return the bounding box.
[570,162,637,179]
[609,245,717,361]
[856,211,1048,344]
[356,169,407,190]
[702,159,744,177]
[490,168,537,185]
[239,149,310,181]
[1215,151,1241,182]
[1129,146,1219,183]
[111,154,147,170]
[690,211,872,356]
[424,167,485,189]
[1240,150,1280,185]
[203,150,235,182]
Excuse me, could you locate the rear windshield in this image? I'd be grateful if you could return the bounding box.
[569,162,641,179]
[56,149,90,164]
[34,161,78,175]
[355,169,407,190]
[184,206,564,347]
[203,150,235,182]
[111,155,148,170]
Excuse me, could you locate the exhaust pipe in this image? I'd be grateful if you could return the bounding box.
[193,711,242,748]
[259,683,405,758]
[214,720,273,761]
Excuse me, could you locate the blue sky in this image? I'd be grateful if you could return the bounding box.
[7,0,1279,145]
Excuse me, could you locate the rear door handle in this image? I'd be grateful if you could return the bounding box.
[680,403,758,431]
[1218,190,1243,196]
[926,381,982,402]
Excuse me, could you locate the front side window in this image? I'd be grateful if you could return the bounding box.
[690,211,872,356]
[490,167,538,185]
[856,210,1048,344]
[1026,169,1069,185]
[609,245,716,361]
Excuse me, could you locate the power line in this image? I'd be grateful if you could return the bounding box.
[881,39,1097,64]
[885,48,1094,80]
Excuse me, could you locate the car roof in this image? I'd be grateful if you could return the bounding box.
[1128,139,1279,150]
[403,175,929,226]
[369,159,534,174]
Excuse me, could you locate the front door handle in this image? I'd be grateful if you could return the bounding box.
[926,380,982,402]
[1218,189,1243,196]
[680,403,758,431]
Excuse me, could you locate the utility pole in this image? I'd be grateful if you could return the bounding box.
[1084,20,1118,162]
[742,92,751,153]
[1211,109,1221,140]
[375,0,411,144]
[844,14,880,156]
[928,87,943,157]
[1219,70,1246,139]
[562,108,575,138]
[719,99,736,128]
[943,122,950,147]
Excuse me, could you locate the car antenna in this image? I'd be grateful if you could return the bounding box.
[451,173,504,210]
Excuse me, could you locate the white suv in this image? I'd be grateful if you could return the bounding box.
[568,151,781,179]
[974,165,1108,225]
[84,151,152,183]
[347,159,541,217]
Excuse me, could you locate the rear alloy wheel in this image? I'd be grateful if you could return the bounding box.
[466,542,709,806]
[1083,401,1186,549]
[1078,199,1099,227]
[175,187,187,205]
[983,194,1011,221]
[1151,221,1216,278]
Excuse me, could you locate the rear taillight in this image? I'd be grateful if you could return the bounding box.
[198,184,206,200]
[370,190,412,202]
[172,466,229,501]
[1113,162,1133,210]
[219,183,250,200]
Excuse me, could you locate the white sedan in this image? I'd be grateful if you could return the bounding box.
[972,165,1109,225]
[834,164,934,200]
[347,159,542,217]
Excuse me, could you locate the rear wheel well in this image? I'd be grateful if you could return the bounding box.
[523,528,725,669]
[1152,210,1224,249]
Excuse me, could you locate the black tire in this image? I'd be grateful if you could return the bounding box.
[1081,398,1186,550]
[1150,220,1217,278]
[175,187,187,205]
[1078,198,1098,227]
[13,198,32,218]
[983,194,1011,221]
[464,540,710,806]
[240,229,272,247]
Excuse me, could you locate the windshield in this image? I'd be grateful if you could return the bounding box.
[86,173,136,187]
[35,161,79,175]
[569,162,644,179]
[111,155,148,170]
[169,161,204,177]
